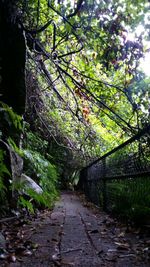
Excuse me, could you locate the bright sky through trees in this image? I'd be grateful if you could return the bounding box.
[140,52,150,76]
[119,20,150,76]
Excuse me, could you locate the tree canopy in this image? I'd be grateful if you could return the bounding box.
[19,0,150,163]
[0,0,150,210]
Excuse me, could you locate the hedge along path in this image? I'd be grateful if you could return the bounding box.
[5,192,150,267]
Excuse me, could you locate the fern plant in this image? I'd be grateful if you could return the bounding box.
[0,149,10,204]
[0,101,22,131]
[22,149,59,209]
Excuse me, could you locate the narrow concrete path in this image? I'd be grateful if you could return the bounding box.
[60,193,102,267]
[8,192,149,267]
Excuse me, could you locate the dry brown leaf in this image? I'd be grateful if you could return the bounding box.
[115,242,130,250]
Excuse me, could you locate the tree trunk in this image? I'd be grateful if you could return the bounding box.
[0,0,26,206]
[0,0,26,116]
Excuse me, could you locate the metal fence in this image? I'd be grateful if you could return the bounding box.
[79,125,150,223]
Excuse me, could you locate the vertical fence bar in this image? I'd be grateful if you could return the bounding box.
[102,158,107,211]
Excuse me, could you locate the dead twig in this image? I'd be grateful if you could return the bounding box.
[0,216,18,223]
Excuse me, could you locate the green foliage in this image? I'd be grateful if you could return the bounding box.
[24,130,48,154]
[1,0,148,218]
[0,149,10,204]
[23,149,59,207]
[70,171,80,186]
[27,188,57,208]
[20,0,150,171]
[0,101,23,145]
[18,187,59,213]
[8,137,24,157]
[0,101,22,131]
[18,196,34,214]
[107,178,150,224]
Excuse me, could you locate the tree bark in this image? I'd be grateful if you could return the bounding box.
[0,0,26,115]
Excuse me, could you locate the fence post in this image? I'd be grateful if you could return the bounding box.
[102,158,107,211]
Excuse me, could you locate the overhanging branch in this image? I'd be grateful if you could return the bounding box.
[66,0,84,18]
[57,65,135,132]
[60,59,125,92]
[21,19,55,34]
[48,0,83,51]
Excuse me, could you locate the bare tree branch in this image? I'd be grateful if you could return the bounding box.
[47,0,83,50]
[60,59,125,92]
[58,46,83,59]
[21,19,54,34]
[57,68,79,115]
[37,0,40,28]
[38,60,83,121]
[57,64,135,132]
[66,0,84,18]
[34,105,74,150]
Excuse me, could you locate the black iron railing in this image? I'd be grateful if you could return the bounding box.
[79,125,150,222]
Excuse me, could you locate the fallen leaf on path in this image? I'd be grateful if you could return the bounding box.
[0,248,8,259]
[52,253,60,261]
[107,249,117,253]
[22,249,32,256]
[119,254,136,258]
[115,242,130,250]
[61,248,82,254]
[61,260,75,266]
[143,247,149,252]
[52,238,58,242]
[7,253,16,262]
[100,231,107,235]
[89,229,99,234]
[117,232,125,237]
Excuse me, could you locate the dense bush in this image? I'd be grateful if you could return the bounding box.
[23,149,59,198]
[19,130,60,210]
[0,149,10,212]
[7,129,60,212]
[107,178,150,225]
[15,148,60,212]
[0,150,7,199]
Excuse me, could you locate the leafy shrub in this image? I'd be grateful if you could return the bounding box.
[107,178,150,224]
[24,130,48,155]
[18,196,35,214]
[0,149,10,205]
[22,149,59,209]
[0,101,22,131]
[0,101,23,143]
[7,129,59,212]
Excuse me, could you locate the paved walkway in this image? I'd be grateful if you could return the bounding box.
[8,192,149,267]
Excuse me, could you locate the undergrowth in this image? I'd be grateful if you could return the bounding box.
[23,149,59,205]
[18,130,60,212]
[0,150,7,198]
[107,178,150,225]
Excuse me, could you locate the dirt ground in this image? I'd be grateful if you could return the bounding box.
[0,192,150,266]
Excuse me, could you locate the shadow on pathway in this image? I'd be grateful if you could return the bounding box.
[3,192,150,267]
